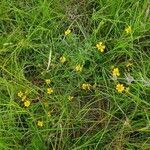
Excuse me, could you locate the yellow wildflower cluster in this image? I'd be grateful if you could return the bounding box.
[110,60,133,93]
[17,25,134,129]
[24,100,31,107]
[60,56,66,64]
[45,79,51,84]
[37,120,43,127]
[17,91,31,107]
[75,64,83,72]
[125,26,132,34]
[116,83,125,93]
[18,91,23,98]
[65,29,71,35]
[112,68,120,77]
[96,42,106,52]
[82,83,91,90]
[47,88,53,94]
[45,79,54,95]
[116,83,130,93]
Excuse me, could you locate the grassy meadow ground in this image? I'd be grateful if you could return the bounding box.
[0,0,150,149]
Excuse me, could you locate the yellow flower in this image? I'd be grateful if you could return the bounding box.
[68,96,74,101]
[37,120,43,127]
[65,29,71,35]
[60,56,66,64]
[47,88,53,94]
[75,64,83,72]
[96,42,106,52]
[21,95,27,102]
[82,83,91,90]
[45,79,51,84]
[18,91,23,98]
[125,26,132,34]
[126,62,132,68]
[24,100,31,107]
[116,83,125,93]
[112,68,120,77]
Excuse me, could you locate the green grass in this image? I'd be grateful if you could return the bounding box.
[0,0,150,149]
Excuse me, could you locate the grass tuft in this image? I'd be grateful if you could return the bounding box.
[0,0,150,149]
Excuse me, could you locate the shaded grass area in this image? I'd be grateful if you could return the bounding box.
[0,0,150,149]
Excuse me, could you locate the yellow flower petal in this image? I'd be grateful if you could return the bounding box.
[96,42,106,52]
[125,26,132,34]
[37,120,43,127]
[18,91,23,98]
[65,29,71,35]
[45,79,51,84]
[60,56,66,64]
[47,88,53,94]
[112,68,120,77]
[82,83,91,90]
[75,64,83,72]
[24,100,30,107]
[116,84,125,93]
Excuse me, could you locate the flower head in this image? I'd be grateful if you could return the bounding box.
[37,120,43,127]
[60,56,66,64]
[24,100,31,107]
[18,91,23,98]
[82,83,91,90]
[96,42,106,52]
[68,96,74,101]
[45,79,51,84]
[112,68,120,77]
[116,83,125,93]
[75,64,83,72]
[65,29,71,35]
[125,26,132,34]
[47,88,53,94]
